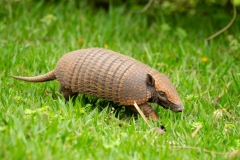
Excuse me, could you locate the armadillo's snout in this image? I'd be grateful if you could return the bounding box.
[176,104,184,112]
[171,103,184,112]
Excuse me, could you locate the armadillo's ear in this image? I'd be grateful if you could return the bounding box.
[146,74,155,86]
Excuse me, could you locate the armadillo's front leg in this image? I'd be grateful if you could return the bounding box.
[131,103,159,121]
[130,103,166,134]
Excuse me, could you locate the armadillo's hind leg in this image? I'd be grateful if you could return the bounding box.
[130,103,159,121]
[59,86,78,101]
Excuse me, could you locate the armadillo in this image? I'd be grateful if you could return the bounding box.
[11,48,184,121]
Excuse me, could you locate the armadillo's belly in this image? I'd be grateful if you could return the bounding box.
[55,48,152,105]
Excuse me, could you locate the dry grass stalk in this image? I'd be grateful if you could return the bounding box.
[133,101,152,128]
[191,124,203,137]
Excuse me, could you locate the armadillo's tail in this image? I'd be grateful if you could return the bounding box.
[11,70,56,82]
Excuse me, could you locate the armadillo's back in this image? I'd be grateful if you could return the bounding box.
[55,48,152,105]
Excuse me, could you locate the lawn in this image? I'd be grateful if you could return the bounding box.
[0,1,240,159]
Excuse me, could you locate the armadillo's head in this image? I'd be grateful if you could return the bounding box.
[146,72,184,112]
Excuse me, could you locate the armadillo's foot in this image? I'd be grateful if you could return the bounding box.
[130,103,159,121]
[154,126,166,134]
[59,86,78,101]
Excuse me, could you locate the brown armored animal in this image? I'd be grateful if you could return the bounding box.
[12,48,184,121]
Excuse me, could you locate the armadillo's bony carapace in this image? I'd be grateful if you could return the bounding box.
[12,48,184,121]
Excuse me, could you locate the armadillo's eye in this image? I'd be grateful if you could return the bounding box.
[158,91,166,97]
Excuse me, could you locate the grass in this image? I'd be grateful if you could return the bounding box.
[1,1,240,159]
